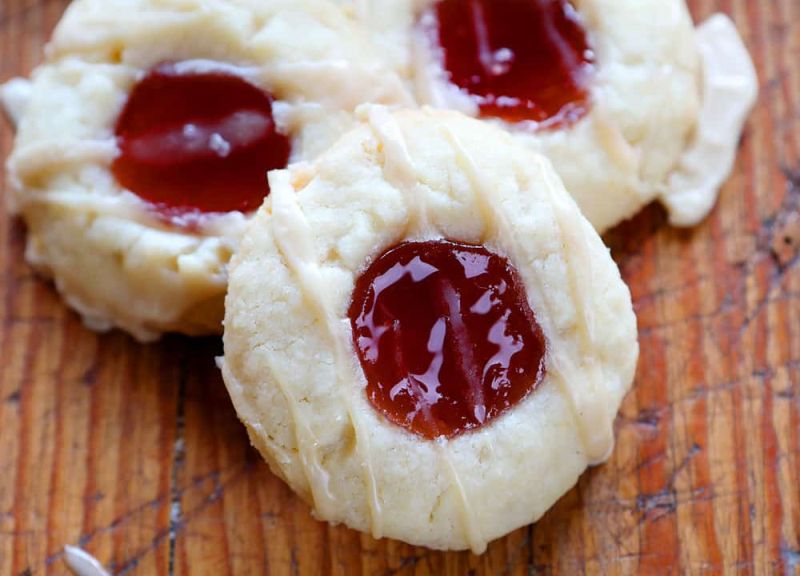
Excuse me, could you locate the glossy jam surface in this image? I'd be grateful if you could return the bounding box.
[349,240,546,440]
[425,0,594,127]
[112,63,291,222]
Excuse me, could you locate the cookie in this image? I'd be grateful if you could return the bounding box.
[339,0,758,232]
[220,107,639,552]
[1,0,411,341]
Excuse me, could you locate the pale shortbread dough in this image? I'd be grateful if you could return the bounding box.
[220,107,639,552]
[1,0,412,341]
[339,0,758,232]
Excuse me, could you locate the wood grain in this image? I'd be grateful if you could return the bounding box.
[1,0,798,574]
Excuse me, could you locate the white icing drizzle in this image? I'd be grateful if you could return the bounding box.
[439,130,501,240]
[269,171,383,537]
[443,127,614,465]
[662,13,758,227]
[11,140,118,183]
[529,184,615,464]
[366,106,432,236]
[538,197,615,464]
[170,59,263,81]
[437,440,487,555]
[63,546,110,576]
[364,109,486,551]
[16,188,247,243]
[17,190,133,212]
[591,109,640,177]
[217,358,298,468]
[0,77,33,127]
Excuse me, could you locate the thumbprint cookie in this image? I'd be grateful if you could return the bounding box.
[340,0,758,232]
[1,0,411,340]
[220,107,639,552]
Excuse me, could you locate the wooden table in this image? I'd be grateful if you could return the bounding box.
[1,0,798,574]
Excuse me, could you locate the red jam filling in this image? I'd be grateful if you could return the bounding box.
[424,0,595,127]
[349,240,546,440]
[112,62,291,222]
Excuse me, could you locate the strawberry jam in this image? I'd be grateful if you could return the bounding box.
[349,240,546,440]
[112,62,291,222]
[424,0,594,127]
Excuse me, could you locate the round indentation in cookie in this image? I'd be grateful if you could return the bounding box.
[349,239,547,440]
[421,0,594,127]
[112,62,291,222]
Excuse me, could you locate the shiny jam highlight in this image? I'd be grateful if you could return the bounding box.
[349,240,546,440]
[425,0,595,127]
[112,63,291,222]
